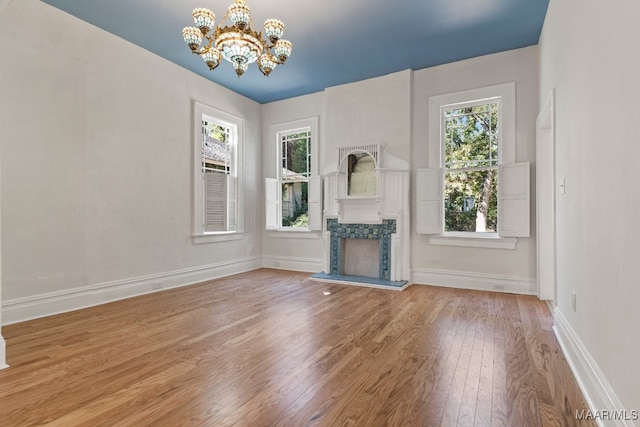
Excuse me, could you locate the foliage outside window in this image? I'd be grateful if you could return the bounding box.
[280,129,311,228]
[443,100,499,233]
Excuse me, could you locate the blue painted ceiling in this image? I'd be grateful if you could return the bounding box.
[40,0,549,104]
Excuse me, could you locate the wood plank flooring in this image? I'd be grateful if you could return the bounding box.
[0,269,594,426]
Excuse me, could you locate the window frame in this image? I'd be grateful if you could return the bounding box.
[267,116,320,234]
[192,101,244,244]
[279,128,312,229]
[425,82,519,249]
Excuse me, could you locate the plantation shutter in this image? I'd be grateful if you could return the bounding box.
[265,178,278,230]
[227,175,238,231]
[204,171,227,232]
[498,162,530,237]
[416,168,443,234]
[308,176,322,231]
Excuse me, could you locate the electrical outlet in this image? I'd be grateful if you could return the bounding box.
[571,292,577,311]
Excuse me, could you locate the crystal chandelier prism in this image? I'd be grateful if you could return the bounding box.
[182,0,292,77]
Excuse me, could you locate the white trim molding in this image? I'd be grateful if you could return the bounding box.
[553,308,637,427]
[0,338,7,370]
[262,255,324,273]
[0,63,6,369]
[1,257,262,325]
[412,267,536,295]
[429,234,518,249]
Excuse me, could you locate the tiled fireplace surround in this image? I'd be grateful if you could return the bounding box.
[312,218,408,289]
[327,218,395,281]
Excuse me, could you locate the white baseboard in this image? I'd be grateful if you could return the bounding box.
[1,256,262,325]
[262,255,324,273]
[412,267,536,295]
[553,308,637,427]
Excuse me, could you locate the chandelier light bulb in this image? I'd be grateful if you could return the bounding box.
[182,27,203,51]
[273,39,292,62]
[258,53,278,76]
[192,8,215,35]
[233,61,249,77]
[228,0,251,31]
[201,48,221,70]
[182,0,292,78]
[264,19,284,44]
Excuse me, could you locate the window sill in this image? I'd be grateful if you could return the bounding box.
[193,232,244,244]
[268,230,321,239]
[429,233,518,249]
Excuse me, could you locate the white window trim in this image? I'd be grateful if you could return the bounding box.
[426,82,518,249]
[267,116,320,233]
[193,101,244,244]
[193,232,244,244]
[430,233,518,250]
[267,230,322,239]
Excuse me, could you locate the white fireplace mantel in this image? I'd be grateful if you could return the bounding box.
[320,145,411,285]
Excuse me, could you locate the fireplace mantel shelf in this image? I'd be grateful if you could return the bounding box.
[336,196,382,224]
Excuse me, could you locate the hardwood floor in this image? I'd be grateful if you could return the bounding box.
[0,269,594,426]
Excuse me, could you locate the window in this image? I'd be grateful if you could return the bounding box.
[193,102,242,242]
[443,100,499,233]
[417,83,529,249]
[266,117,321,232]
[280,129,311,227]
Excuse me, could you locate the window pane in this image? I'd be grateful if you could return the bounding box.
[281,181,309,227]
[203,120,231,173]
[199,111,237,234]
[444,103,498,169]
[281,131,311,178]
[444,169,497,232]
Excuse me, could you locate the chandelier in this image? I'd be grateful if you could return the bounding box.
[181,0,292,77]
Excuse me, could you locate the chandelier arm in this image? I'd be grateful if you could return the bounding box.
[218,10,231,28]
[193,36,215,55]
[264,45,286,64]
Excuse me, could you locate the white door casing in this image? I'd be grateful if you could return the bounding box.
[536,89,557,302]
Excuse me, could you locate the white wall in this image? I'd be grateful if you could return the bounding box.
[323,70,413,168]
[0,0,262,323]
[539,0,640,414]
[261,52,538,292]
[411,47,539,292]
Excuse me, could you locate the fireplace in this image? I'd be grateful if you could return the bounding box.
[311,219,408,289]
[312,144,410,290]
